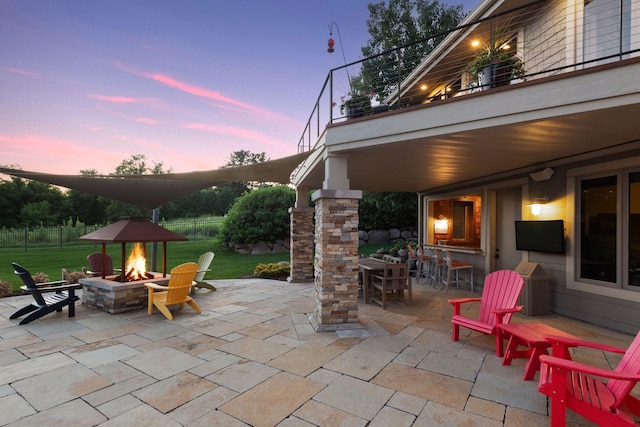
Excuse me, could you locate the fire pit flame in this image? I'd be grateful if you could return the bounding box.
[126,243,151,281]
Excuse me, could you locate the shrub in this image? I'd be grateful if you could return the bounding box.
[62,269,87,284]
[32,272,49,283]
[220,186,295,245]
[253,263,290,279]
[0,280,11,297]
[359,191,417,230]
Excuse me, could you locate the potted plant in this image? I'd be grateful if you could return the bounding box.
[339,91,375,119]
[466,40,525,89]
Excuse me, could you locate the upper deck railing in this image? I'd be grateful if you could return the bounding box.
[297,0,640,153]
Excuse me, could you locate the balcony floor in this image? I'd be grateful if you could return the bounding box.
[0,278,629,426]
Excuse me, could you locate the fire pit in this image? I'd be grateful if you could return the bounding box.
[78,217,187,313]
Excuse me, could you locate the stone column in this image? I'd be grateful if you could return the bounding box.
[310,189,362,332]
[288,206,314,282]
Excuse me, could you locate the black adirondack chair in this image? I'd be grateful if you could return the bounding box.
[10,262,81,325]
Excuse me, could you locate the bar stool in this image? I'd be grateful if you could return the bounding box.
[440,249,474,293]
[430,247,446,288]
[408,244,431,283]
[416,246,432,283]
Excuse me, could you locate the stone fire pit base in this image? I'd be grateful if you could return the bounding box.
[79,273,169,313]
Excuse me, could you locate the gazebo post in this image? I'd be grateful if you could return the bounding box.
[120,243,126,282]
[101,242,107,279]
[162,241,167,277]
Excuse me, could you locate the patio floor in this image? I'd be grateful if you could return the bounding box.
[0,278,632,426]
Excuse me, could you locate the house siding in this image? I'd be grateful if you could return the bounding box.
[422,149,640,334]
[523,0,567,78]
[515,152,640,334]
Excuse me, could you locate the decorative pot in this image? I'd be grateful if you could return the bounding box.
[345,104,369,119]
[479,65,493,88]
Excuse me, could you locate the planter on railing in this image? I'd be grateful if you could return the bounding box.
[479,63,516,89]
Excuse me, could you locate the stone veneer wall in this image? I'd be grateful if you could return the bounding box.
[288,207,315,282]
[311,190,362,331]
[80,276,169,314]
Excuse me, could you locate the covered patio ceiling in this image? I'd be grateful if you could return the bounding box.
[294,60,640,194]
[299,104,640,193]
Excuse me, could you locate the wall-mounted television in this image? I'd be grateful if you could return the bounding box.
[515,220,565,254]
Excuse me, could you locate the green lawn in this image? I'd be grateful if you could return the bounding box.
[0,240,289,291]
[0,240,392,291]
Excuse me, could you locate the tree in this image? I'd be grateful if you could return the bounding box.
[359,191,418,230]
[219,186,295,245]
[20,200,58,227]
[223,150,267,167]
[113,154,172,175]
[0,176,26,228]
[65,169,110,225]
[217,149,269,202]
[0,174,67,228]
[105,154,173,221]
[359,0,466,100]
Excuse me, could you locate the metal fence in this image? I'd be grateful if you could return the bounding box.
[298,0,640,152]
[0,218,222,251]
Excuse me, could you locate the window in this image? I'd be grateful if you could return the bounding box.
[576,169,640,290]
[452,201,474,240]
[584,0,632,64]
[580,175,617,283]
[427,195,481,247]
[629,172,640,286]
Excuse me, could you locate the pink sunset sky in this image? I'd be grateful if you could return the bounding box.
[0,0,478,176]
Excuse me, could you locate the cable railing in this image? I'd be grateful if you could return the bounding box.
[298,0,640,153]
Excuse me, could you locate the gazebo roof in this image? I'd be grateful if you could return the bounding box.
[79,217,187,243]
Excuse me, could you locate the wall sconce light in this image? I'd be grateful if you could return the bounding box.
[528,196,548,216]
[434,216,449,233]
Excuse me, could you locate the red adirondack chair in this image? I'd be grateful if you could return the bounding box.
[538,333,640,427]
[449,270,524,357]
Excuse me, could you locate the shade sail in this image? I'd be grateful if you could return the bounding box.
[0,151,311,209]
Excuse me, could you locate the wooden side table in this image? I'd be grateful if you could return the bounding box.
[498,323,577,380]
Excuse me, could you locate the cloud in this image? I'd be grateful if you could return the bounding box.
[94,104,160,126]
[87,94,164,110]
[184,123,288,149]
[151,74,265,113]
[88,94,138,103]
[0,133,120,174]
[115,62,290,122]
[108,133,162,150]
[136,118,158,125]
[0,66,39,78]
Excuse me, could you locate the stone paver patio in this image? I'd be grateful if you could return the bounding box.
[0,277,632,426]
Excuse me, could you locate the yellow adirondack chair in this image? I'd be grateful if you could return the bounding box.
[145,262,201,320]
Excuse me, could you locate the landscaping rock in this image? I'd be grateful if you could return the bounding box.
[401,230,414,240]
[389,228,401,239]
[251,241,272,255]
[272,243,288,254]
[368,229,390,245]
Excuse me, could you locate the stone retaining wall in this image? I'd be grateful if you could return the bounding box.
[358,227,417,246]
[229,239,290,255]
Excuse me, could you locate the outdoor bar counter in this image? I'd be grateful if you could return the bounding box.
[422,244,483,255]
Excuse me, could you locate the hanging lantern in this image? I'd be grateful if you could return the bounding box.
[327,37,335,53]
